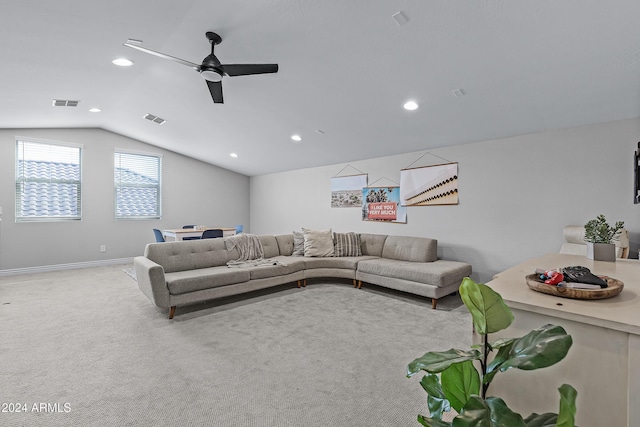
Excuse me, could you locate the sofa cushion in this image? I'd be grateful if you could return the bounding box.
[357,258,470,287]
[248,256,306,280]
[275,234,294,256]
[381,236,437,262]
[302,256,371,270]
[145,239,238,273]
[166,266,250,295]
[333,232,362,257]
[292,231,305,256]
[257,234,280,259]
[302,228,334,257]
[359,233,387,257]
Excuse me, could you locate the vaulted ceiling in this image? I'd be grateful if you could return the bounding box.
[2,1,639,176]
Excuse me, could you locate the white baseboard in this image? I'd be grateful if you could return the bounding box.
[0,258,134,277]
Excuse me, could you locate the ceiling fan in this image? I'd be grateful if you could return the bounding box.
[123,31,278,104]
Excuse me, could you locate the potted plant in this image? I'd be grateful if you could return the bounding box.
[407,277,577,426]
[583,214,624,262]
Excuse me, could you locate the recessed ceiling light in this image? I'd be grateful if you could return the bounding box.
[230,153,238,158]
[403,101,419,111]
[89,108,101,113]
[112,58,133,67]
[291,134,302,142]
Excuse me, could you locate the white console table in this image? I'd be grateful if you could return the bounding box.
[485,253,640,426]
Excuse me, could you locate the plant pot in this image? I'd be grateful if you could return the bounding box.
[586,242,616,262]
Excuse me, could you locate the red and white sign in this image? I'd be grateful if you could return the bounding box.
[367,202,397,220]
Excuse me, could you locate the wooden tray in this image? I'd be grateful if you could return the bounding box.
[525,274,623,300]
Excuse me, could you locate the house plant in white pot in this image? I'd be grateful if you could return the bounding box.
[584,214,624,262]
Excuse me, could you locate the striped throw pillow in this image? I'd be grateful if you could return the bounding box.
[292,231,305,256]
[333,232,362,257]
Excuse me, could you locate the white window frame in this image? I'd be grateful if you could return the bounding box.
[15,137,83,222]
[114,149,162,220]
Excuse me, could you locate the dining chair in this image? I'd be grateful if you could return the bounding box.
[235,224,244,234]
[182,224,201,240]
[559,225,630,258]
[201,229,224,239]
[153,228,165,243]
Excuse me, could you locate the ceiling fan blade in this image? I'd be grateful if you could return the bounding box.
[221,64,278,77]
[206,80,224,104]
[123,41,201,70]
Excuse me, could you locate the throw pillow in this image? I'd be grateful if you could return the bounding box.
[333,232,362,257]
[292,231,305,256]
[302,228,334,257]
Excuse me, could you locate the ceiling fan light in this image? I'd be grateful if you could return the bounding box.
[201,69,222,82]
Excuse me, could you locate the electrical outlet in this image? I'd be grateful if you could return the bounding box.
[100,245,106,253]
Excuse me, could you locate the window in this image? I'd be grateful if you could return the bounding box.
[114,150,162,219]
[15,138,82,222]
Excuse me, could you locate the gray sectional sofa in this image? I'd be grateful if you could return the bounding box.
[134,232,472,319]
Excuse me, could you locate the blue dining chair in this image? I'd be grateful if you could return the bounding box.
[235,224,244,234]
[153,228,165,242]
[202,229,224,239]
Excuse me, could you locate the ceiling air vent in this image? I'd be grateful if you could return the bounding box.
[143,113,166,125]
[52,99,80,107]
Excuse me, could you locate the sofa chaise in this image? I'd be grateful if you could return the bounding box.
[134,232,472,319]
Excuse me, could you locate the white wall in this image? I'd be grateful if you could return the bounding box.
[250,118,640,282]
[0,128,249,270]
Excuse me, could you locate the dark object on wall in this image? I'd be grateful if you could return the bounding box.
[635,141,640,204]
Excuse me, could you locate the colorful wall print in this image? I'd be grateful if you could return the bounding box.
[400,163,458,206]
[361,187,407,223]
[331,174,368,207]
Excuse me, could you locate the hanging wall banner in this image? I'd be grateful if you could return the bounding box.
[331,174,368,207]
[400,163,458,206]
[362,187,407,223]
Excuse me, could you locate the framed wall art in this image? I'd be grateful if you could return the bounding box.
[400,162,458,206]
[361,187,407,223]
[331,174,368,208]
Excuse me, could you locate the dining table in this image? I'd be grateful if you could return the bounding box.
[162,227,237,241]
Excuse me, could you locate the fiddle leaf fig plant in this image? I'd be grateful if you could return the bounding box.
[584,214,624,244]
[407,277,577,426]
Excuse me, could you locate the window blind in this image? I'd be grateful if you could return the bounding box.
[15,139,82,221]
[114,151,162,219]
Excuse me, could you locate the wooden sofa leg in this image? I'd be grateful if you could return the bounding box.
[169,306,176,319]
[357,280,363,289]
[297,280,301,288]
[352,279,357,288]
[431,299,437,309]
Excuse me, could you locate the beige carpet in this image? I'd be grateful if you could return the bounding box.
[1,264,471,426]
